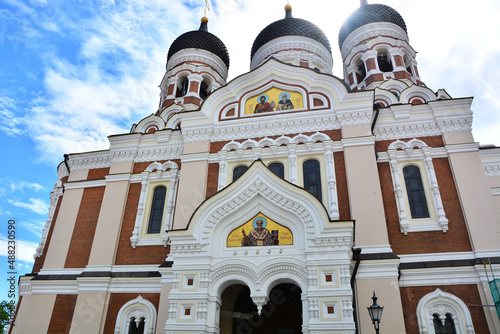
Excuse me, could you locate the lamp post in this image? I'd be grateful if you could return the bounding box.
[367,291,383,334]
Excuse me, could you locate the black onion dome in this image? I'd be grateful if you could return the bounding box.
[338,4,407,48]
[251,6,331,60]
[167,18,230,68]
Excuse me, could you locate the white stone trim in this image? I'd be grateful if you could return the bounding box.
[114,296,157,334]
[355,260,400,279]
[341,22,409,59]
[399,267,480,287]
[479,147,500,177]
[386,139,448,234]
[417,289,475,334]
[34,182,64,259]
[251,36,333,73]
[167,49,228,81]
[130,161,180,248]
[324,142,340,219]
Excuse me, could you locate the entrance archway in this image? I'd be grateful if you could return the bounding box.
[220,283,302,334]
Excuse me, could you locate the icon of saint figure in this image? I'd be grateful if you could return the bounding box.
[241,218,276,246]
[276,93,294,111]
[254,95,275,113]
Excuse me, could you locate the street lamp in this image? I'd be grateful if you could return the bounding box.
[367,291,383,334]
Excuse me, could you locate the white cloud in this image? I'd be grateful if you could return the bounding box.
[9,180,45,192]
[0,207,12,216]
[0,237,37,264]
[8,198,49,215]
[0,96,24,136]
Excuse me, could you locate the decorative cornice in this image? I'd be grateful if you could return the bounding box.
[341,136,375,147]
[135,147,183,162]
[210,115,341,143]
[399,266,480,287]
[68,152,111,170]
[182,127,213,143]
[445,142,479,154]
[479,148,500,177]
[374,122,442,141]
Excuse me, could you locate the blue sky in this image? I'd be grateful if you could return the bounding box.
[1,0,499,302]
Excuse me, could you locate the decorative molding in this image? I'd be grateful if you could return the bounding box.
[374,121,442,141]
[167,49,228,81]
[209,115,341,143]
[114,296,157,334]
[130,161,180,248]
[251,36,333,73]
[68,153,111,171]
[57,162,69,180]
[34,182,64,259]
[221,132,331,152]
[341,23,408,58]
[386,139,448,235]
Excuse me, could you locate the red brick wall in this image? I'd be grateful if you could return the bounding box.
[103,293,160,334]
[400,285,489,334]
[64,187,105,268]
[87,167,110,180]
[47,294,78,334]
[365,58,377,71]
[378,158,471,254]
[114,183,168,265]
[32,195,63,273]
[206,163,219,198]
[189,81,199,93]
[334,151,351,221]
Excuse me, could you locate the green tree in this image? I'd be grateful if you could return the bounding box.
[0,301,14,334]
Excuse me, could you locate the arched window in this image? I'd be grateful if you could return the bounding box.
[417,289,474,334]
[233,166,248,181]
[147,186,167,234]
[114,296,157,334]
[303,159,322,201]
[377,49,393,72]
[268,162,284,178]
[403,165,430,219]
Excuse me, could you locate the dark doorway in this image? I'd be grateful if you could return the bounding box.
[220,283,302,334]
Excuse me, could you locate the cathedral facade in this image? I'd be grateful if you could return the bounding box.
[10,3,500,334]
